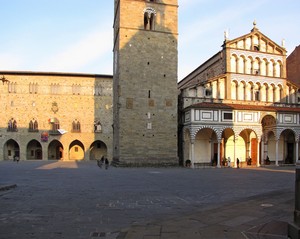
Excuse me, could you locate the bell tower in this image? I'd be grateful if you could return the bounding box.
[113,0,178,166]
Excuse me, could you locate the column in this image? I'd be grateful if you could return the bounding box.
[296,140,299,163]
[275,139,279,166]
[42,146,48,161]
[191,141,195,169]
[257,140,260,167]
[234,138,237,168]
[217,140,221,168]
[261,139,265,165]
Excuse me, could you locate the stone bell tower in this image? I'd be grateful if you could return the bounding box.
[113,0,178,166]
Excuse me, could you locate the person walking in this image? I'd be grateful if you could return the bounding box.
[97,156,104,168]
[105,157,109,170]
[237,158,240,168]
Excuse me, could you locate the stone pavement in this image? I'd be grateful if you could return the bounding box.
[117,190,293,239]
[0,161,296,239]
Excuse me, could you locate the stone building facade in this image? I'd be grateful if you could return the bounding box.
[178,23,300,168]
[112,0,178,165]
[0,71,113,161]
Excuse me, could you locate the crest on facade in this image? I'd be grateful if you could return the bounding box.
[51,102,58,114]
[41,131,49,142]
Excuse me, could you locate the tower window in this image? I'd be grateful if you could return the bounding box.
[144,7,156,31]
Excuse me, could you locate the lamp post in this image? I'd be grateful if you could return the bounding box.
[288,160,300,238]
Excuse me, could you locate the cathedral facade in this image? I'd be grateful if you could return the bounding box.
[178,23,300,168]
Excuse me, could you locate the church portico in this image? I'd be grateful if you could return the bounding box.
[183,123,262,168]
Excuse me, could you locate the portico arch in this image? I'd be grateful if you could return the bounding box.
[27,140,42,160]
[89,140,107,161]
[69,140,85,161]
[194,128,218,166]
[280,129,296,164]
[48,140,63,160]
[222,128,235,167]
[3,139,20,160]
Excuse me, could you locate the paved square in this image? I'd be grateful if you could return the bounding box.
[0,161,296,238]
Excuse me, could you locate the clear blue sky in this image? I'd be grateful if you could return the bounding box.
[0,0,299,80]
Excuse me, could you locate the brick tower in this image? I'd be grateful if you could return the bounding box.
[113,0,178,166]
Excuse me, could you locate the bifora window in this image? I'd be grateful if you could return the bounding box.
[29,119,39,132]
[7,118,18,132]
[72,120,81,133]
[144,7,156,30]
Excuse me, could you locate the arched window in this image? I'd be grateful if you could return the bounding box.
[50,83,60,95]
[72,120,81,133]
[72,84,81,95]
[49,117,60,134]
[29,119,39,132]
[144,7,156,30]
[29,83,38,94]
[8,118,17,132]
[94,84,103,96]
[94,120,102,133]
[230,55,237,73]
[8,82,17,93]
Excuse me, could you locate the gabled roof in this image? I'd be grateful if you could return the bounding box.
[223,22,287,55]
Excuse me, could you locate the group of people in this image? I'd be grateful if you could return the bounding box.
[97,156,109,169]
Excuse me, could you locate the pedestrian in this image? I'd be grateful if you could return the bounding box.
[105,157,109,170]
[13,155,19,163]
[228,157,231,167]
[237,158,240,168]
[265,155,270,165]
[97,156,104,168]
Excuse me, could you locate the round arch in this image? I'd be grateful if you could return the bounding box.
[221,127,235,167]
[279,129,296,164]
[194,127,218,166]
[237,128,258,166]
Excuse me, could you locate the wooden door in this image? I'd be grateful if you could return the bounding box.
[251,138,257,165]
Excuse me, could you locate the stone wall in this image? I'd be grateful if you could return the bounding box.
[0,72,113,161]
[113,0,179,165]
